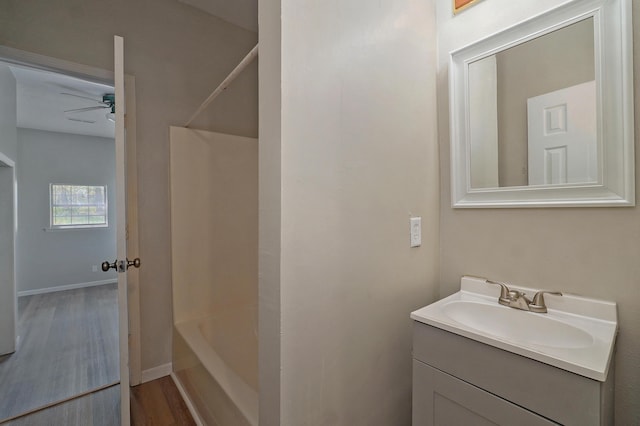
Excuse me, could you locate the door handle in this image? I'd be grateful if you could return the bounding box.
[101,258,141,272]
[127,258,141,269]
[101,260,117,272]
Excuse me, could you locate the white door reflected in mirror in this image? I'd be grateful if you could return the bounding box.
[527,81,597,186]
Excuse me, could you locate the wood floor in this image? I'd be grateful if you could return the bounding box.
[2,377,195,426]
[0,284,119,421]
[131,376,196,426]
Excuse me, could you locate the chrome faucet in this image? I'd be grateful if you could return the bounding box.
[487,280,562,313]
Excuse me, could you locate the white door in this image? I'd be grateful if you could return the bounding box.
[114,35,131,425]
[527,80,597,185]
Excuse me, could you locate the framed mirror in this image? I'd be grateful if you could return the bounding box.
[450,0,634,208]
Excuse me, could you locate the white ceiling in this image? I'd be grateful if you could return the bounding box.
[8,64,115,139]
[179,0,257,32]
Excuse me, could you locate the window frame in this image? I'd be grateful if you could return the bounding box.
[49,183,109,230]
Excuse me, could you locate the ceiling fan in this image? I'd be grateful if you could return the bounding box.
[62,92,116,124]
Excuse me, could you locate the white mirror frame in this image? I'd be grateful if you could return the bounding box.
[450,0,634,208]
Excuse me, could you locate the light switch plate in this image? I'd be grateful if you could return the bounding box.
[410,217,421,247]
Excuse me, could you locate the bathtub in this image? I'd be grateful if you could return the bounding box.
[172,308,258,426]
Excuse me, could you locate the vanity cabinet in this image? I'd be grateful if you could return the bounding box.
[412,322,614,426]
[413,361,555,425]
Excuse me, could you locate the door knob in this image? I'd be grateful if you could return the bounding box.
[102,258,140,272]
[127,258,141,269]
[101,260,117,272]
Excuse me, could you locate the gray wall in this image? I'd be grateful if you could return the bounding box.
[259,0,440,424]
[16,128,117,293]
[0,65,16,162]
[437,0,640,423]
[0,0,258,370]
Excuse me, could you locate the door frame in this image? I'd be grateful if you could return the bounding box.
[0,45,142,385]
[0,151,16,356]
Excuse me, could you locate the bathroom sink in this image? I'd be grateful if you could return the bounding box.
[411,276,618,381]
[441,300,594,349]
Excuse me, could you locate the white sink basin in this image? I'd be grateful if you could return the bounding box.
[441,300,594,349]
[411,276,618,381]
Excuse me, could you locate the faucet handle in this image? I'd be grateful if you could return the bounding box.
[530,291,563,313]
[487,280,511,304]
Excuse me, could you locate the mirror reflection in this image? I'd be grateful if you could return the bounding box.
[468,18,596,189]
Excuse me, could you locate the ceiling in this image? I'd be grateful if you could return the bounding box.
[7,63,115,139]
[178,0,257,32]
[6,0,258,140]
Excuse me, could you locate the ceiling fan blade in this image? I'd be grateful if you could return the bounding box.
[61,92,109,105]
[66,117,96,124]
[64,106,109,113]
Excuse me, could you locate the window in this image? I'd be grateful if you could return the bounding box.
[50,184,108,228]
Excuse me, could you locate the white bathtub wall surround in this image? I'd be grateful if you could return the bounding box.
[170,126,258,325]
[173,327,251,426]
[169,126,258,425]
[170,373,205,426]
[173,316,257,426]
[437,0,640,423]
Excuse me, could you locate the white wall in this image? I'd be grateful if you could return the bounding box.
[16,128,117,293]
[259,0,440,424]
[0,0,258,371]
[437,0,640,423]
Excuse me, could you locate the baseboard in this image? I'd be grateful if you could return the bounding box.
[141,362,173,383]
[171,373,205,426]
[17,279,117,297]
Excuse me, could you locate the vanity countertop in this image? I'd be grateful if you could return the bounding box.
[411,276,618,381]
